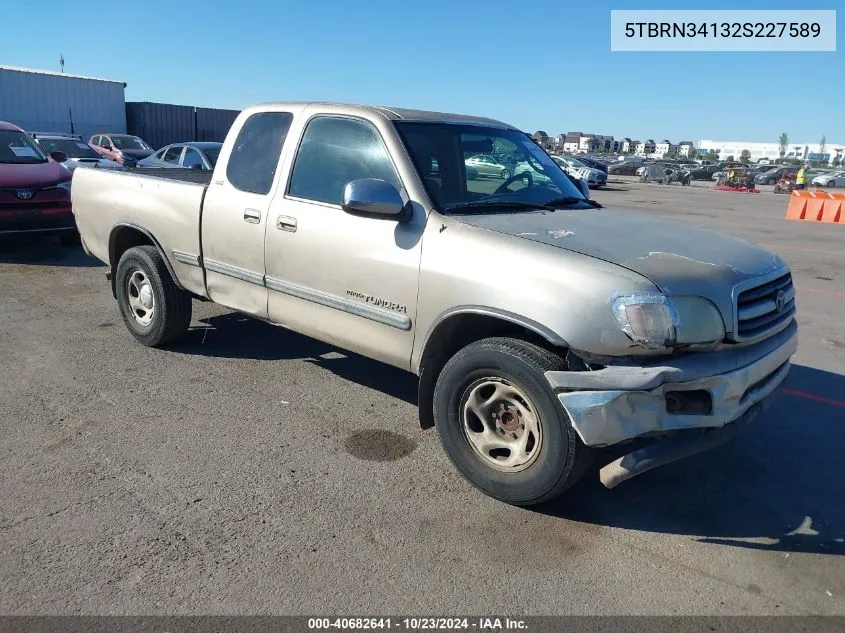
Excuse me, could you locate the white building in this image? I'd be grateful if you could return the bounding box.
[696,139,845,164]
[619,138,634,153]
[677,141,695,157]
[655,140,678,158]
[636,139,656,156]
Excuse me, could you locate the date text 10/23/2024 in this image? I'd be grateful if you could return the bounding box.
[307,617,527,631]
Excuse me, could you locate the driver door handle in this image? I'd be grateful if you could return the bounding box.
[243,208,261,224]
[276,215,297,232]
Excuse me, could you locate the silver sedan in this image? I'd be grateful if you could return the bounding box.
[812,171,845,187]
[137,142,222,170]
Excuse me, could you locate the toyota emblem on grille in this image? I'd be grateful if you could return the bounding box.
[15,190,34,200]
[775,289,786,312]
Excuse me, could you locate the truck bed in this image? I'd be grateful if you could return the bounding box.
[71,164,209,298]
[128,168,214,185]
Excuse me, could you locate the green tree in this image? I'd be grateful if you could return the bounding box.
[740,149,751,164]
[687,146,697,160]
[726,155,735,162]
[778,133,789,164]
[705,149,719,161]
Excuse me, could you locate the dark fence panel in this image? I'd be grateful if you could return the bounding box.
[196,107,239,143]
[125,102,195,150]
[126,102,240,150]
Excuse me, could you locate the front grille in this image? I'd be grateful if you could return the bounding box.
[735,272,795,341]
[0,201,71,212]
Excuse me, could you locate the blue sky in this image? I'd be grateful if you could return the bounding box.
[2,0,841,143]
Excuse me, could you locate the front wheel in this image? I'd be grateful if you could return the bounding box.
[500,169,512,180]
[115,245,192,347]
[433,337,593,506]
[829,181,836,188]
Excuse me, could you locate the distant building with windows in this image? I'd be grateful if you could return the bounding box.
[677,141,695,157]
[654,140,678,157]
[695,139,845,163]
[636,139,656,156]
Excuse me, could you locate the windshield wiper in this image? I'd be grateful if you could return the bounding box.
[443,200,553,214]
[543,196,603,209]
[444,196,601,215]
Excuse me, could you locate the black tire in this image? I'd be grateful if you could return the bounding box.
[59,231,81,246]
[500,169,511,180]
[433,337,593,507]
[828,181,835,188]
[115,245,192,347]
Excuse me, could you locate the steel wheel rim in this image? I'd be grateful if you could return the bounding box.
[459,377,543,472]
[126,269,155,326]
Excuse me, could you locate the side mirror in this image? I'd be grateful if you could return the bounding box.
[342,178,408,220]
[576,178,591,199]
[50,151,68,163]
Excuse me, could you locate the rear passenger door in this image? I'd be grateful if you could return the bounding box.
[162,146,184,168]
[200,111,294,317]
[263,115,424,370]
[182,147,205,170]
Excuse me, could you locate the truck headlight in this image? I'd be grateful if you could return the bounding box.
[611,292,680,350]
[672,296,725,345]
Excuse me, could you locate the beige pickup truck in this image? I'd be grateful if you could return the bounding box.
[71,102,798,506]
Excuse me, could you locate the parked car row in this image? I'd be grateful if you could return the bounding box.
[1,113,228,246]
[30,133,122,172]
[0,120,77,244]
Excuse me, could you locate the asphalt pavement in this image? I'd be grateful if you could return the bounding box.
[0,177,843,615]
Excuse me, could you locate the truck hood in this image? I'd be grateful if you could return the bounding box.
[456,206,786,325]
[0,160,71,188]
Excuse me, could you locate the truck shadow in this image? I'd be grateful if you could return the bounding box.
[172,314,844,555]
[174,311,418,405]
[539,364,845,556]
[0,236,104,268]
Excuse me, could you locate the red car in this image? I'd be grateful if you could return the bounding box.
[0,120,78,244]
[88,133,154,166]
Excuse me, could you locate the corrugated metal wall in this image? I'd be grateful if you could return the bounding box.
[0,66,126,140]
[196,107,240,143]
[126,102,240,149]
[125,102,195,150]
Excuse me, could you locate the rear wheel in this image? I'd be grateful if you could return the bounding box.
[433,337,593,506]
[500,169,512,180]
[828,181,836,188]
[115,245,192,347]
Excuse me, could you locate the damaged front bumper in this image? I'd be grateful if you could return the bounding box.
[545,320,797,483]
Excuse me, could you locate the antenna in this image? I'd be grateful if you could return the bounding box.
[60,54,65,73]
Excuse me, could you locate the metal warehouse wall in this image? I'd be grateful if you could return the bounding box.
[126,102,240,150]
[196,107,239,143]
[0,66,126,140]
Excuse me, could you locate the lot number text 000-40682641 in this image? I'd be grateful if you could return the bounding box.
[610,10,836,51]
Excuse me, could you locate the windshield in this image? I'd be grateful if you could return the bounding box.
[0,130,48,164]
[111,135,151,150]
[560,156,589,170]
[394,122,585,212]
[204,147,221,167]
[36,138,100,159]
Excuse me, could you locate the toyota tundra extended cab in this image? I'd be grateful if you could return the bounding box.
[71,102,798,506]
